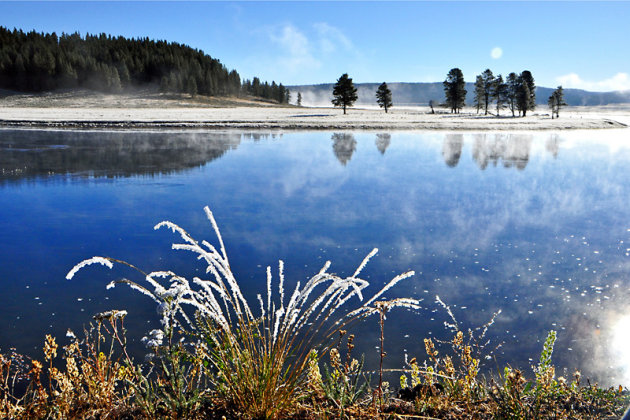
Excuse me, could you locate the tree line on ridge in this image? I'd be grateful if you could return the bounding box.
[0,26,290,103]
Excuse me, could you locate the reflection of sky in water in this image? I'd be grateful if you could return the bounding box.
[1,128,630,386]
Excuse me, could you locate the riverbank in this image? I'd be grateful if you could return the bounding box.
[1,90,629,130]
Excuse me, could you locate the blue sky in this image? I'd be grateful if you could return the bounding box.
[1,1,629,91]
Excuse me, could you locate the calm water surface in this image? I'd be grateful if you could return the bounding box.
[1,128,630,386]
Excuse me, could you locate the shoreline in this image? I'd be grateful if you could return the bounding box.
[0,108,628,131]
[1,91,629,130]
[0,119,627,131]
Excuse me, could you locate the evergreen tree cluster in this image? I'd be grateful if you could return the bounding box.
[330,74,393,114]
[241,77,290,103]
[0,26,289,103]
[472,68,536,117]
[325,69,538,116]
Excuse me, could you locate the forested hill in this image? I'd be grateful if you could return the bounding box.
[0,26,289,103]
[290,82,630,107]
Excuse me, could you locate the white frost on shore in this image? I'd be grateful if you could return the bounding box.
[0,91,628,130]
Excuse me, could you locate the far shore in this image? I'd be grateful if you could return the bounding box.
[1,90,629,130]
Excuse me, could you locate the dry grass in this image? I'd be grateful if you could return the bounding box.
[0,88,284,108]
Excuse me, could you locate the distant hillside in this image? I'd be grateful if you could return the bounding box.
[289,82,630,107]
[0,26,289,103]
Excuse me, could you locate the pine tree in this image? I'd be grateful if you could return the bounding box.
[118,63,131,87]
[554,86,566,118]
[109,66,122,92]
[481,68,494,115]
[506,72,519,117]
[168,71,179,93]
[252,77,261,97]
[492,74,508,116]
[443,68,466,114]
[473,75,484,114]
[297,92,302,107]
[228,69,240,96]
[548,85,566,119]
[518,70,536,117]
[375,82,393,113]
[332,73,358,114]
[186,76,197,97]
[547,93,556,119]
[516,80,530,117]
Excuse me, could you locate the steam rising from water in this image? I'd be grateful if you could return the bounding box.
[556,72,630,92]
[611,314,630,384]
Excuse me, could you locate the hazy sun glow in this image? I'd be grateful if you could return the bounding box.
[491,47,503,59]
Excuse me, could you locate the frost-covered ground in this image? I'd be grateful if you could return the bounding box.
[0,90,628,130]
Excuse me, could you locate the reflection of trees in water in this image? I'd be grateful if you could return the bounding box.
[442,134,464,167]
[472,133,532,170]
[242,132,283,142]
[0,130,242,183]
[331,133,357,165]
[546,134,560,159]
[375,133,391,155]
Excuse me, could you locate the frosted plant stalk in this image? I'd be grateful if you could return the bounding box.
[278,260,285,311]
[66,257,113,280]
[266,266,272,313]
[436,294,458,331]
[67,205,423,400]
